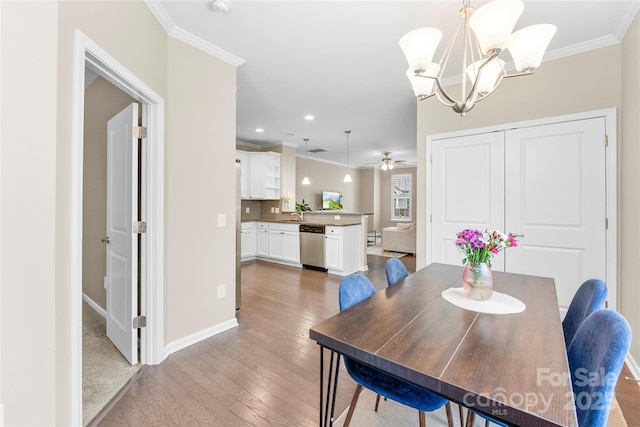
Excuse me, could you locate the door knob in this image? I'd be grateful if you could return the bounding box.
[101,236,110,245]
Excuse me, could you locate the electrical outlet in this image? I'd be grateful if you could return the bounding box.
[334,215,341,220]
[217,284,226,299]
[275,207,279,214]
[271,207,275,213]
[217,214,226,227]
[245,207,250,213]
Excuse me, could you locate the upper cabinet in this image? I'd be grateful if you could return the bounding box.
[236,150,281,200]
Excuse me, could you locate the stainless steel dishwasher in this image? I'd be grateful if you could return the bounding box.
[299,224,326,271]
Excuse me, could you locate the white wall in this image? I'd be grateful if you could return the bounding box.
[295,156,361,212]
[164,37,237,343]
[1,2,58,424]
[1,1,239,425]
[621,11,640,370]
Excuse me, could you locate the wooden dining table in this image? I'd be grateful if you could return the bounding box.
[309,263,579,427]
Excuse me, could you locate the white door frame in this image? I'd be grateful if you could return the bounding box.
[72,30,165,424]
[426,108,617,310]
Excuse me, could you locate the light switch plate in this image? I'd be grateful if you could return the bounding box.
[334,215,341,220]
[217,284,226,299]
[245,207,250,213]
[217,214,226,227]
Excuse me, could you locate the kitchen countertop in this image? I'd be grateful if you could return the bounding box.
[241,219,362,227]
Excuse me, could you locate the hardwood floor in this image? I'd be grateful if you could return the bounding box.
[98,255,640,426]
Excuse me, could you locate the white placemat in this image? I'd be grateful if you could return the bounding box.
[441,287,526,314]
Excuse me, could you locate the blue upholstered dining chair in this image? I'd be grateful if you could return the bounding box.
[562,279,608,348]
[338,274,455,427]
[568,309,631,427]
[385,258,409,286]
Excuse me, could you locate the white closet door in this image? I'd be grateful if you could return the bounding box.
[431,132,506,270]
[505,118,606,314]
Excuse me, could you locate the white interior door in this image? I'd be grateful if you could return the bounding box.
[431,132,506,270]
[106,103,139,365]
[505,118,606,314]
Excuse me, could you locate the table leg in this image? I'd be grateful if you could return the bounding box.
[319,345,341,427]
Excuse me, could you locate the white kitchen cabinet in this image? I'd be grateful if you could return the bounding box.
[268,223,300,264]
[325,225,361,276]
[240,222,256,260]
[237,150,281,200]
[256,222,270,257]
[325,233,343,271]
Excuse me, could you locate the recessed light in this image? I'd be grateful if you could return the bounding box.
[255,128,264,133]
[304,115,314,120]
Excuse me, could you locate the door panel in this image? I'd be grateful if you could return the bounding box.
[431,132,505,269]
[106,103,139,365]
[505,118,606,313]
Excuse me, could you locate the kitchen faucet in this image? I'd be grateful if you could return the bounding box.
[291,212,304,222]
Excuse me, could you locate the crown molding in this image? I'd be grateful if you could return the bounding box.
[143,0,245,67]
[236,140,262,149]
[438,32,624,89]
[614,1,640,42]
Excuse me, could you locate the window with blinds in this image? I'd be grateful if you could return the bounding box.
[391,174,412,221]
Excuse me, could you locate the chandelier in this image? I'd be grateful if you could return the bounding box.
[399,0,556,116]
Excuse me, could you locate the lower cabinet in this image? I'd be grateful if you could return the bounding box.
[256,223,270,257]
[325,233,343,271]
[241,222,256,260]
[241,222,360,275]
[250,222,300,265]
[325,225,361,276]
[268,223,300,264]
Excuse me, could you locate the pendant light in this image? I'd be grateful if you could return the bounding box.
[301,138,311,185]
[343,130,352,183]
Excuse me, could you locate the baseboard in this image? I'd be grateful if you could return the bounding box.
[82,293,107,318]
[163,318,238,359]
[625,353,640,386]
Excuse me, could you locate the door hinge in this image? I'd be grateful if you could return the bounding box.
[133,315,146,329]
[430,155,432,164]
[134,126,147,139]
[604,135,608,147]
[134,221,147,234]
[430,214,432,223]
[605,218,609,230]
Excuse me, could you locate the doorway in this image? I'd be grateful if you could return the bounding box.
[72,32,165,426]
[81,73,142,424]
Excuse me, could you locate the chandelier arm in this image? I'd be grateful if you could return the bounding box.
[503,70,535,79]
[463,51,502,104]
[418,93,437,101]
[437,12,465,78]
[436,79,458,107]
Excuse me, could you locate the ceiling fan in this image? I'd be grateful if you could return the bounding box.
[366,152,407,170]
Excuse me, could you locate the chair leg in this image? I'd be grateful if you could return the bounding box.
[418,410,426,427]
[374,394,381,412]
[485,420,490,427]
[458,404,464,427]
[465,410,476,427]
[445,402,454,427]
[343,384,363,427]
